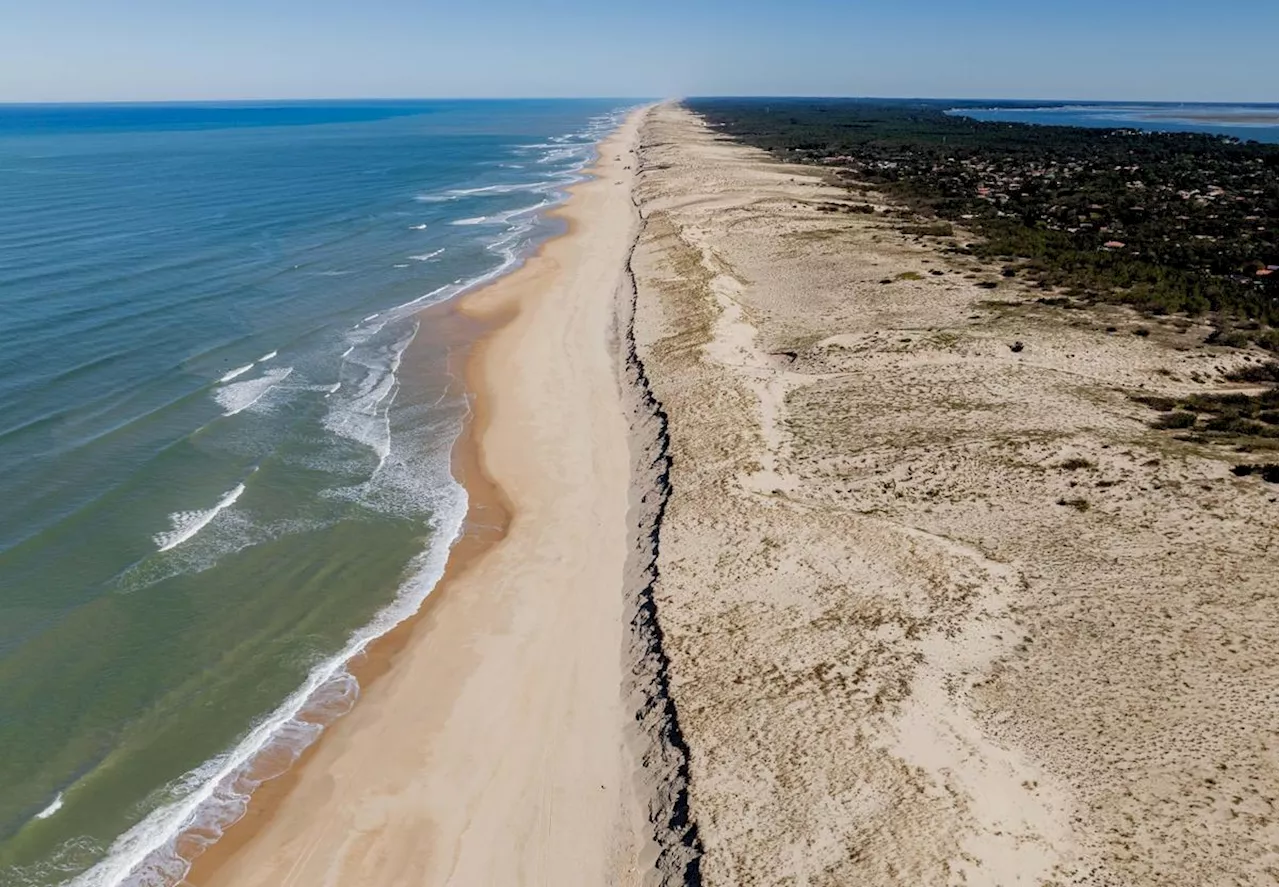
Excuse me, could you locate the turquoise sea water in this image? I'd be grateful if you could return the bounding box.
[947,101,1279,143]
[0,99,630,886]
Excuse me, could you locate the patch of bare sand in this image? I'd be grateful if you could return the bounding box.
[630,104,1278,886]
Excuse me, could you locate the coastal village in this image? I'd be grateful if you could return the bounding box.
[751,104,1279,467]
[740,105,1279,331]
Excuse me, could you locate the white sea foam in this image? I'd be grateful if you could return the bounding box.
[420,167,578,207]
[68,461,467,887]
[34,793,64,820]
[291,382,344,394]
[363,313,380,322]
[324,324,416,474]
[445,181,546,196]
[63,101,638,887]
[392,263,410,268]
[214,367,293,416]
[450,199,552,228]
[536,145,592,165]
[117,512,326,598]
[154,484,246,552]
[409,249,444,261]
[257,350,277,362]
[217,364,253,383]
[394,283,452,311]
[409,223,428,230]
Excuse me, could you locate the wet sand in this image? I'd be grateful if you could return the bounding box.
[182,302,509,882]
[190,109,651,886]
[182,99,1277,887]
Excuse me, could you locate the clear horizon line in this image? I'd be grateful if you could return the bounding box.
[0,95,665,106]
[0,94,1276,108]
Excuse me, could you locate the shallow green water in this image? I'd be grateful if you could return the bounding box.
[0,99,629,886]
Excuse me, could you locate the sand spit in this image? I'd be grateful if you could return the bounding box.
[628,104,1277,886]
[193,109,702,886]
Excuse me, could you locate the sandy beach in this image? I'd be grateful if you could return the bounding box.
[193,109,656,886]
[186,103,1276,887]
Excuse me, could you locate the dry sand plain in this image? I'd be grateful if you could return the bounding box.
[629,103,1278,886]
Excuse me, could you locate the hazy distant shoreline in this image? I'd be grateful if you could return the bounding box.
[1136,110,1278,125]
[947,101,1279,141]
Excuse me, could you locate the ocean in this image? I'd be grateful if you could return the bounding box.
[946,101,1279,143]
[0,99,632,886]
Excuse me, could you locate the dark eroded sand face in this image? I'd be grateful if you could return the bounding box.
[630,104,1277,887]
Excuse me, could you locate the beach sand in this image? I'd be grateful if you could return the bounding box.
[192,109,655,886]
[628,104,1277,886]
[188,102,1276,887]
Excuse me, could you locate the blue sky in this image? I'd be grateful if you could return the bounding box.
[1,0,1276,102]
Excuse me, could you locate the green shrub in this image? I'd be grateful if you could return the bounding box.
[900,222,954,237]
[1058,457,1095,470]
[1232,463,1280,482]
[1153,411,1197,429]
[1224,361,1279,383]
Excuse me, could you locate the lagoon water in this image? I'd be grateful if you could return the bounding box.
[0,99,630,886]
[947,101,1279,143]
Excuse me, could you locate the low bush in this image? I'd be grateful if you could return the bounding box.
[1224,361,1279,383]
[1056,497,1091,511]
[1058,457,1095,470]
[900,222,954,237]
[1232,463,1280,482]
[1153,411,1197,429]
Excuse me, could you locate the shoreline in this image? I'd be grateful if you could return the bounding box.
[1135,112,1278,125]
[3,108,631,887]
[189,107,654,886]
[182,298,512,883]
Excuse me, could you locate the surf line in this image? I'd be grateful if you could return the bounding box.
[153,467,259,553]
